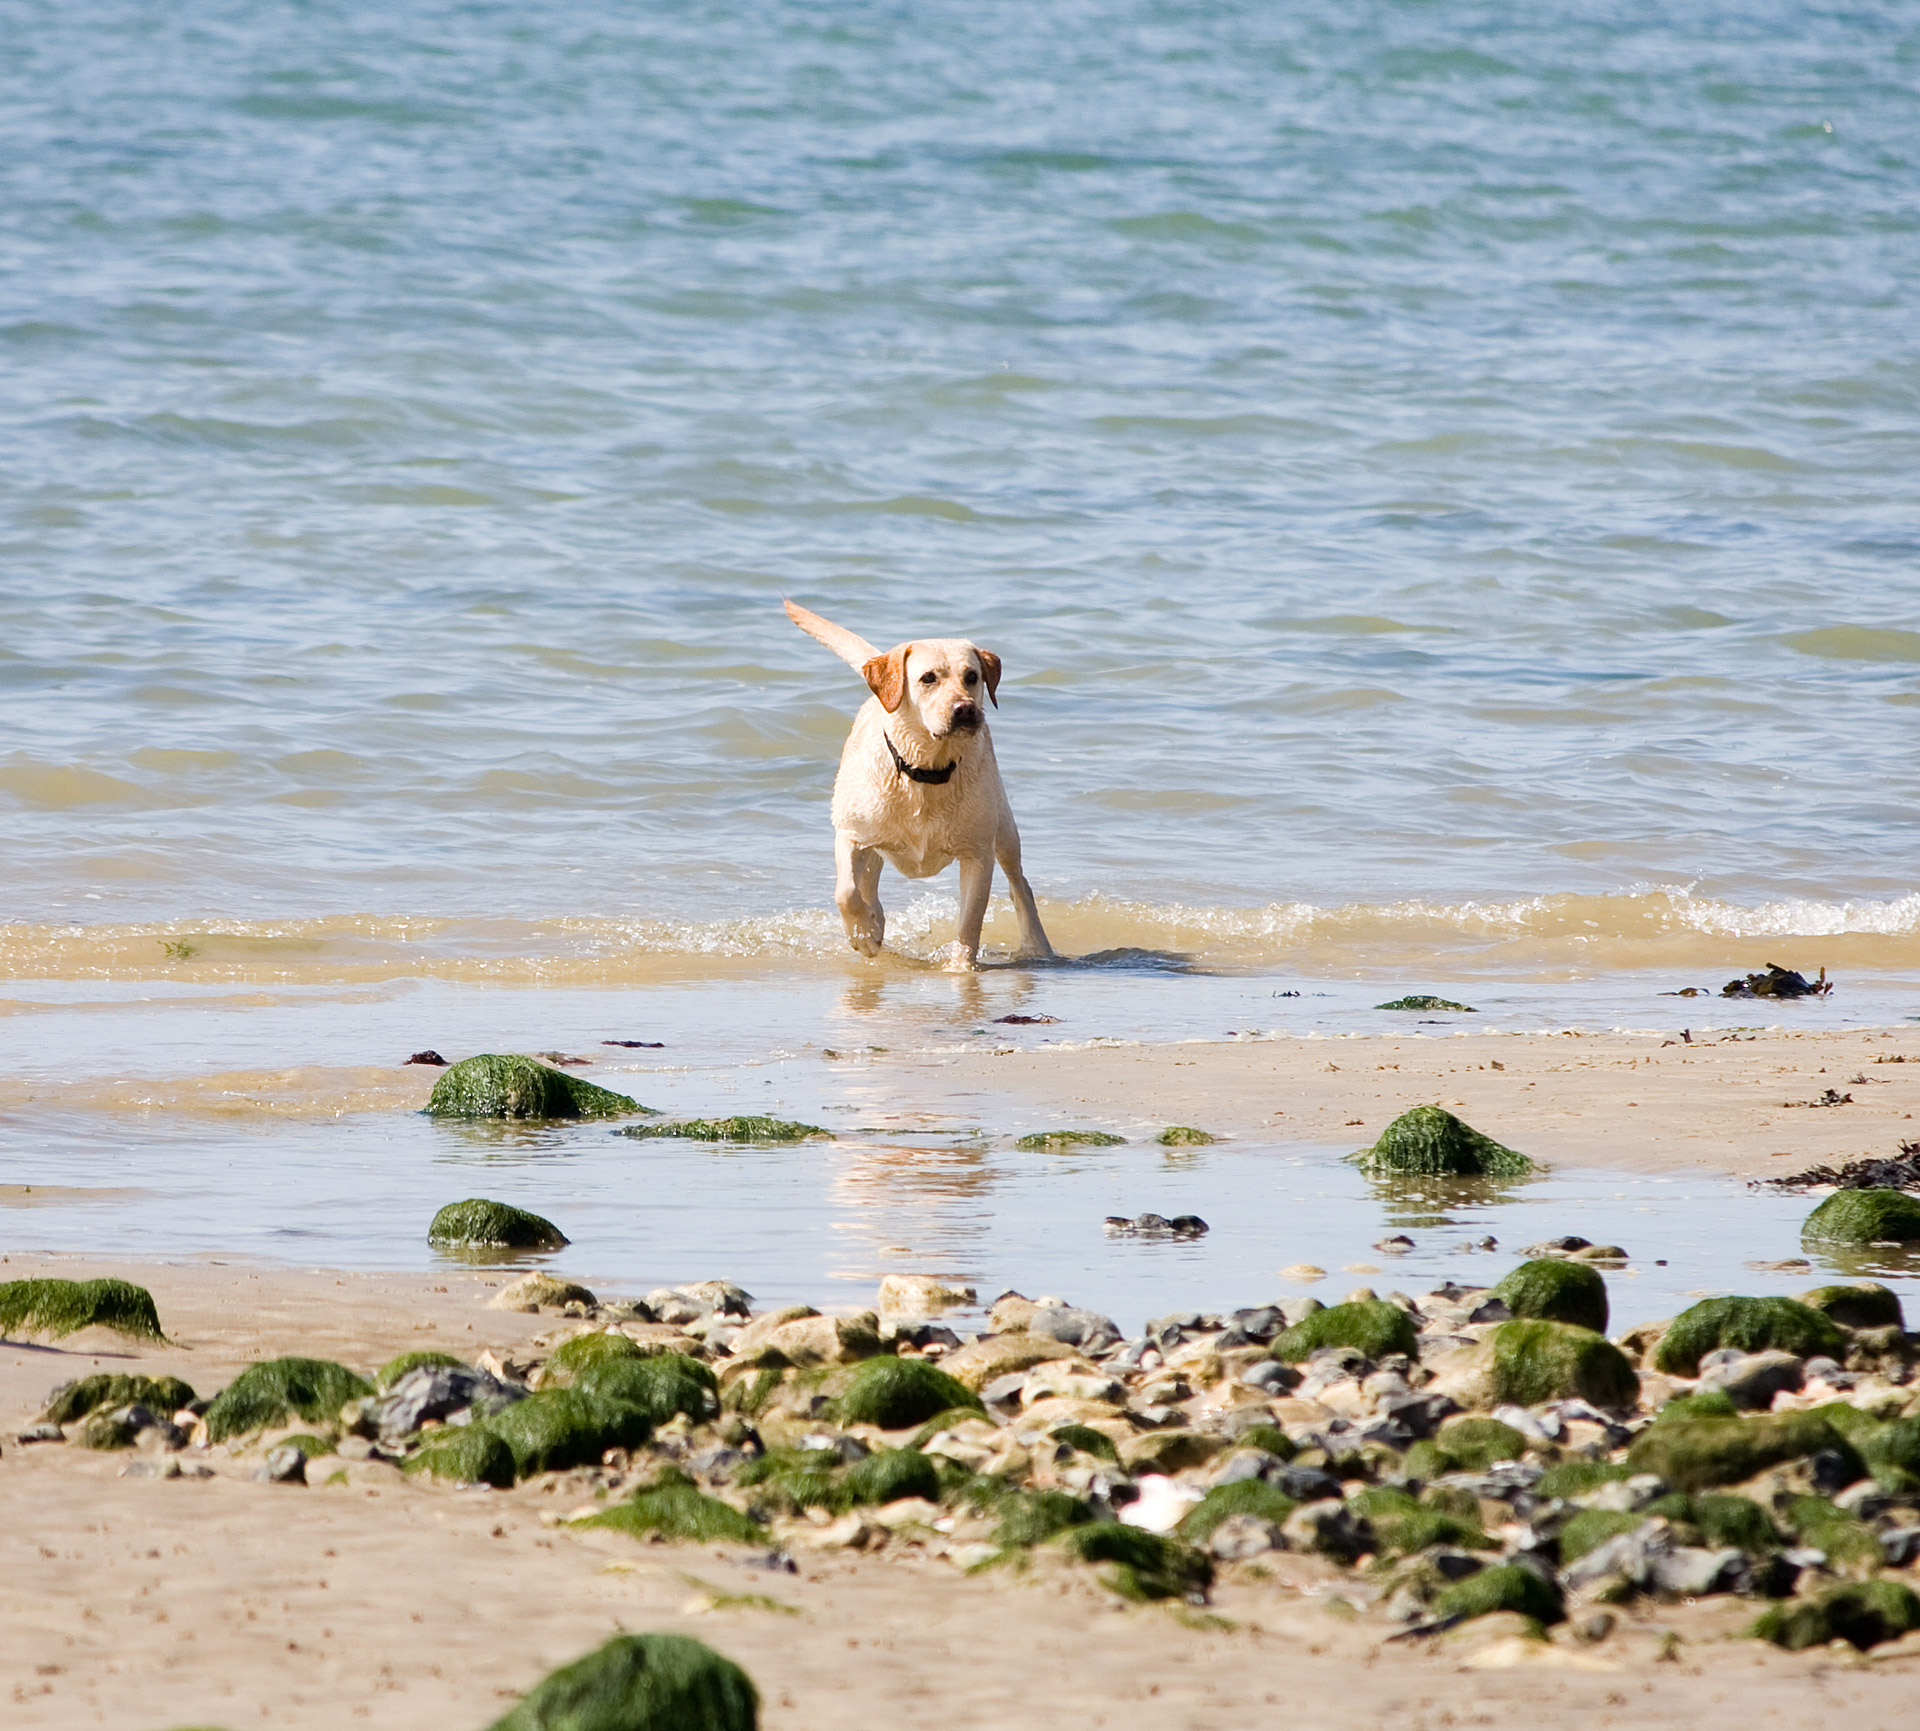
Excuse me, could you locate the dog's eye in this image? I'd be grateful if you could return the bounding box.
[962,669,978,686]
[919,670,938,685]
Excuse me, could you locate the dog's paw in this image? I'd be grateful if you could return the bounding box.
[940,941,980,973]
[847,932,883,958]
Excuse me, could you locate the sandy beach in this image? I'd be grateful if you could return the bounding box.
[6,1024,1920,1729]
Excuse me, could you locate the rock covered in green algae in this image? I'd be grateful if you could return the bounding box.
[1649,1295,1846,1376]
[1347,1485,1490,1556]
[1049,1422,1121,1464]
[1375,996,1477,1013]
[544,1330,644,1381]
[203,1358,374,1443]
[486,1388,655,1478]
[403,1423,517,1489]
[843,1447,940,1506]
[1627,1409,1863,1493]
[1783,1493,1882,1567]
[828,1355,982,1429]
[0,1277,166,1343]
[486,1632,759,1731]
[1856,1414,1920,1492]
[428,1198,569,1250]
[1178,1480,1300,1546]
[374,1350,467,1392]
[1490,1258,1609,1333]
[618,1116,828,1143]
[426,1053,647,1120]
[993,1490,1096,1548]
[1801,1187,1920,1244]
[1270,1299,1419,1364]
[1426,1415,1530,1474]
[580,1470,766,1545]
[1057,1523,1214,1603]
[1155,1126,1217,1146]
[1796,1281,1905,1330]
[41,1373,195,1426]
[1558,1508,1648,1563]
[1489,1320,1639,1409]
[574,1355,718,1426]
[1750,1579,1920,1652]
[1433,1562,1564,1626]
[1349,1106,1534,1179]
[1013,1128,1126,1151]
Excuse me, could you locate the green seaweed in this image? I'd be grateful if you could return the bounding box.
[1057,1523,1213,1602]
[993,1490,1095,1548]
[1651,1296,1846,1376]
[1428,1416,1530,1473]
[0,1277,166,1343]
[1232,1424,1298,1462]
[1491,1259,1609,1333]
[617,1116,828,1143]
[1155,1126,1217,1146]
[843,1448,940,1507]
[486,1389,654,1478]
[1349,1485,1489,1555]
[722,1369,785,1420]
[1534,1460,1633,1499]
[734,1448,847,1515]
[1801,1188,1920,1246]
[1626,1411,1863,1494]
[1375,996,1477,1013]
[404,1423,518,1489]
[1797,1282,1905,1330]
[1750,1580,1920,1652]
[1783,1495,1882,1568]
[1433,1563,1564,1626]
[1490,1320,1639,1410]
[1270,1299,1419,1365]
[1558,1508,1646,1563]
[546,1331,644,1380]
[1178,1480,1299,1546]
[426,1053,647,1121]
[428,1197,569,1249]
[1858,1415,1920,1493]
[485,1632,759,1731]
[41,1373,196,1426]
[1049,1423,1121,1464]
[830,1356,982,1429]
[1349,1106,1533,1179]
[575,1354,718,1426]
[375,1350,469,1390]
[204,1358,374,1443]
[1013,1129,1127,1151]
[582,1472,767,1545]
[1691,1494,1781,1554]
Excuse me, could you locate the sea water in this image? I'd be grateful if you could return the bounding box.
[3,0,1918,1321]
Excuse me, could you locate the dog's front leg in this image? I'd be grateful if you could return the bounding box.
[835,834,886,956]
[946,853,994,972]
[996,826,1055,960]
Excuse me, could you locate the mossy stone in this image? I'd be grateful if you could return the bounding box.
[404,1424,520,1488]
[1784,1494,1883,1567]
[547,1331,644,1381]
[1348,1485,1488,1555]
[1491,1259,1609,1332]
[1156,1126,1216,1146]
[1049,1423,1120,1464]
[993,1490,1095,1548]
[0,1277,165,1343]
[617,1116,828,1143]
[1650,1296,1846,1376]
[1655,1388,1741,1424]
[1489,1320,1639,1410]
[1801,1188,1920,1245]
[829,1356,982,1429]
[42,1373,195,1426]
[1691,1494,1780,1553]
[486,1632,759,1731]
[1271,1299,1419,1364]
[1859,1415,1920,1492]
[1534,1460,1632,1499]
[843,1448,940,1506]
[374,1350,468,1391]
[1431,1416,1530,1472]
[1627,1411,1863,1493]
[583,1472,766,1545]
[1179,1480,1299,1545]
[204,1358,374,1443]
[1349,1106,1533,1179]
[1057,1523,1213,1602]
[427,1053,646,1121]
[736,1449,845,1516]
[428,1198,569,1250]
[1433,1562,1564,1626]
[1796,1282,1905,1331]
[1558,1508,1646,1563]
[573,1354,717,1427]
[1376,996,1476,1013]
[486,1389,654,1478]
[1013,1129,1126,1151]
[1233,1424,1297,1462]
[1750,1580,1920,1652]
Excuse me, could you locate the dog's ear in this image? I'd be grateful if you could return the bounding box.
[863,645,911,714]
[975,648,1001,708]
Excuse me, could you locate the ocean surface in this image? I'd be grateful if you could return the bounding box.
[4,1,1919,1313]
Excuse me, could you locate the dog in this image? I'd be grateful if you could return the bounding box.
[785,600,1054,970]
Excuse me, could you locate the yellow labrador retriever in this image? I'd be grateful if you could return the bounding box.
[785,600,1054,970]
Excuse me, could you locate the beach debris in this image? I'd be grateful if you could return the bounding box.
[1490,1258,1609,1333]
[425,1053,649,1120]
[1801,1186,1920,1245]
[1016,1128,1126,1150]
[429,1197,569,1251]
[1784,1088,1853,1107]
[0,1277,166,1344]
[402,1049,448,1066]
[603,1039,666,1048]
[994,1013,1058,1024]
[618,1116,830,1143]
[1156,1126,1217,1146]
[203,1357,374,1443]
[485,1632,759,1731]
[1103,1213,1208,1238]
[1721,964,1832,999]
[1350,1105,1535,1179]
[1375,995,1477,1013]
[1756,1141,1920,1191]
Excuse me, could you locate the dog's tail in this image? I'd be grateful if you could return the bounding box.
[784,599,879,674]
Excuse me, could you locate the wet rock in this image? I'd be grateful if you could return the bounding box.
[120,1456,183,1480]
[1281,1499,1372,1564]
[488,1273,598,1313]
[1207,1512,1284,1559]
[1695,1349,1805,1410]
[1651,1295,1844,1375]
[757,1313,881,1368]
[0,1277,166,1344]
[255,1444,308,1484]
[1349,1105,1534,1179]
[876,1274,976,1316]
[1026,1305,1122,1353]
[485,1632,758,1731]
[620,1115,829,1143]
[1802,1188,1920,1246]
[16,1422,65,1444]
[1121,1430,1226,1475]
[1375,996,1476,1013]
[403,1050,448,1065]
[1015,1128,1125,1150]
[940,1332,1079,1390]
[376,1364,524,1442]
[1240,1359,1299,1395]
[1156,1126,1217,1146]
[425,1053,646,1120]
[1490,1259,1608,1333]
[1271,1300,1419,1365]
[81,1403,158,1451]
[428,1198,569,1251]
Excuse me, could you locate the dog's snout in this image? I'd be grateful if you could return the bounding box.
[950,702,982,729]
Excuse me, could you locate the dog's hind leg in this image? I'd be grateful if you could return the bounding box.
[835,834,886,957]
[996,825,1055,961]
[946,853,995,972]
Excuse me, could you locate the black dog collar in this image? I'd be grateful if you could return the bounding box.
[884,733,957,784]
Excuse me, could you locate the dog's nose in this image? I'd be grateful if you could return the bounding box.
[951,703,981,729]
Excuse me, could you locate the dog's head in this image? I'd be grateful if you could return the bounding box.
[862,636,1000,737]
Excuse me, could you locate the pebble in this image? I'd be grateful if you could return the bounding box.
[1282,1264,1327,1282]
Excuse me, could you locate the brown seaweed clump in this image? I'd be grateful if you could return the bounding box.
[1721,964,1832,999]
